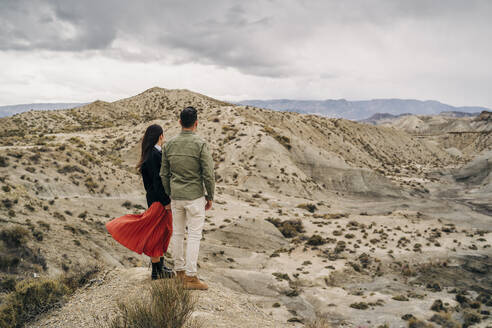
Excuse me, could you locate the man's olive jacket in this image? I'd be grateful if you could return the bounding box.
[160,130,215,201]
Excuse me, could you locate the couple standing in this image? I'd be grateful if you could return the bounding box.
[106,107,214,290]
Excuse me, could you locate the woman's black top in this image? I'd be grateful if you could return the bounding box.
[141,147,171,207]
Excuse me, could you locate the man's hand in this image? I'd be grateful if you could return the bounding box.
[164,203,171,210]
[205,200,212,211]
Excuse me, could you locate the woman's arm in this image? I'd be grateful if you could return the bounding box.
[141,163,152,194]
[151,152,171,206]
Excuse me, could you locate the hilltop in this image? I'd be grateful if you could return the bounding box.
[1,87,491,328]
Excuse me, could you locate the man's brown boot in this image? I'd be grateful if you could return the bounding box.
[176,270,185,280]
[184,275,208,290]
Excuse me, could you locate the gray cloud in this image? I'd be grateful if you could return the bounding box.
[1,0,489,78]
[0,0,491,107]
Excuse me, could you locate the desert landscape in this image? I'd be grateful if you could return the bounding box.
[0,87,490,327]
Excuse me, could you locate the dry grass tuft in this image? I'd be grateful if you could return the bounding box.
[305,317,333,328]
[0,227,29,248]
[297,203,317,213]
[104,278,201,328]
[266,217,304,238]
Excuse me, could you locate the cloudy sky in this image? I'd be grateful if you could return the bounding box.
[1,0,491,107]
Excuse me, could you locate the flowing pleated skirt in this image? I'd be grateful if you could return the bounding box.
[106,202,172,258]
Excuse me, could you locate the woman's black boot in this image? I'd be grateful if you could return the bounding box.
[159,257,174,279]
[151,262,161,280]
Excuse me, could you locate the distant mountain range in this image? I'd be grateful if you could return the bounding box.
[1,98,489,121]
[0,103,87,118]
[237,99,489,121]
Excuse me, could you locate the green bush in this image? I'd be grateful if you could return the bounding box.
[104,279,200,328]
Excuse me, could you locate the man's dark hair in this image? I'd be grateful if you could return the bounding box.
[180,107,198,128]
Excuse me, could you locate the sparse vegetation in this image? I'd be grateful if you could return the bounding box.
[266,218,304,238]
[122,201,133,209]
[272,272,290,281]
[0,227,29,248]
[53,212,66,221]
[392,295,409,301]
[262,126,292,150]
[0,266,99,328]
[297,203,317,213]
[85,177,99,192]
[67,137,86,148]
[57,165,84,174]
[0,278,69,327]
[102,279,200,328]
[408,317,434,328]
[0,156,9,167]
[2,198,15,209]
[305,318,333,328]
[350,302,369,310]
[0,277,16,293]
[306,234,325,246]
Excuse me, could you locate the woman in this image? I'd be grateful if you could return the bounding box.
[106,124,173,280]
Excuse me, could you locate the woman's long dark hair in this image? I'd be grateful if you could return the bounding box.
[136,124,163,173]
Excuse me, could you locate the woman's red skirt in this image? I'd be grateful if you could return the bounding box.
[106,202,172,258]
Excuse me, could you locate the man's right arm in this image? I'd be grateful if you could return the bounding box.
[160,147,171,197]
[200,142,215,202]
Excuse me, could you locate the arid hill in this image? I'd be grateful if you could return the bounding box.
[1,88,491,328]
[361,111,492,160]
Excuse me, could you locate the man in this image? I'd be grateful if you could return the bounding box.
[160,106,215,290]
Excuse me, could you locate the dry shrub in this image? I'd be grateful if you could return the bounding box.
[408,317,434,328]
[0,278,69,328]
[266,218,304,238]
[0,277,16,293]
[0,255,20,272]
[262,125,292,150]
[305,317,333,328]
[57,164,85,174]
[0,227,29,248]
[296,203,318,213]
[62,265,100,291]
[0,265,99,328]
[0,156,9,167]
[0,226,47,273]
[306,234,326,246]
[105,279,200,328]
